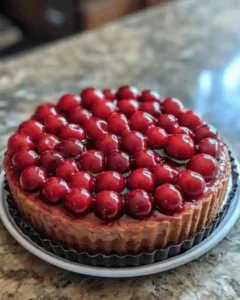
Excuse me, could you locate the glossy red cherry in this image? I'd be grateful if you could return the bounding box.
[175,170,206,196]
[18,120,45,141]
[55,159,78,181]
[198,138,220,158]
[37,134,60,153]
[42,177,70,203]
[146,126,168,149]
[57,94,81,112]
[117,99,139,117]
[130,111,155,133]
[125,189,153,219]
[91,101,115,120]
[55,138,85,158]
[194,124,218,143]
[95,134,119,155]
[34,103,58,122]
[158,114,178,132]
[139,101,161,117]
[45,115,67,134]
[8,133,34,155]
[134,150,158,169]
[103,88,116,101]
[94,191,123,220]
[171,126,194,138]
[116,85,139,100]
[12,149,39,170]
[40,150,63,172]
[81,88,105,107]
[70,171,95,191]
[108,113,130,135]
[162,97,184,117]
[187,154,218,180]
[166,134,195,160]
[79,150,105,173]
[60,124,85,140]
[107,151,130,173]
[152,164,178,185]
[65,188,92,214]
[127,168,155,191]
[84,117,107,140]
[95,171,125,192]
[67,107,91,125]
[20,166,47,191]
[121,131,146,153]
[179,110,203,130]
[140,89,161,102]
[154,184,183,212]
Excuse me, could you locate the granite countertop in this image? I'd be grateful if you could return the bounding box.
[0,0,240,298]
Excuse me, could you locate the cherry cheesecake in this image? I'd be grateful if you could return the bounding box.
[3,86,230,255]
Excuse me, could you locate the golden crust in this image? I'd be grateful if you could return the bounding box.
[3,144,231,255]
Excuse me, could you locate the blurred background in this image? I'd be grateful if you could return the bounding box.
[0,0,169,58]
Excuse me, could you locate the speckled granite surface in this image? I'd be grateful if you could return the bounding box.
[0,0,240,299]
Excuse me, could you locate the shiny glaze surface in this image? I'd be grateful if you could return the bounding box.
[0,1,240,298]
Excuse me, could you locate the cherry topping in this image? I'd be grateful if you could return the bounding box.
[80,150,105,173]
[162,97,184,117]
[94,191,123,220]
[121,131,146,153]
[194,124,218,143]
[198,138,220,159]
[68,107,91,125]
[70,171,95,191]
[154,184,183,212]
[37,134,60,153]
[95,134,119,155]
[18,120,45,141]
[146,126,168,149]
[40,150,63,173]
[42,177,69,203]
[117,99,139,117]
[8,133,34,155]
[125,189,153,219]
[152,164,178,185]
[187,154,218,180]
[34,103,58,122]
[55,159,78,181]
[139,101,161,117]
[166,134,195,160]
[84,117,107,140]
[127,168,155,191]
[95,171,125,193]
[103,88,116,101]
[116,85,139,100]
[158,114,178,132]
[65,188,92,214]
[81,88,105,107]
[58,94,81,112]
[20,166,47,191]
[130,111,155,133]
[107,151,130,173]
[134,150,158,169]
[12,149,39,170]
[140,89,161,102]
[108,113,130,135]
[55,138,85,158]
[179,110,203,130]
[171,126,194,138]
[60,124,85,140]
[175,170,206,196]
[45,115,67,134]
[91,101,115,120]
